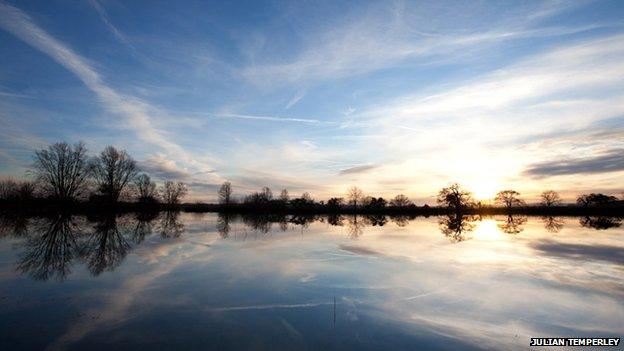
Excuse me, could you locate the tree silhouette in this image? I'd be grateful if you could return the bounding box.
[261,187,273,201]
[540,190,562,207]
[437,183,474,213]
[91,146,138,203]
[577,193,618,207]
[389,194,412,207]
[134,173,159,203]
[495,190,525,210]
[347,186,363,209]
[218,181,232,205]
[0,179,36,201]
[32,142,90,201]
[244,187,273,204]
[365,197,387,210]
[161,181,188,205]
[279,189,289,203]
[327,197,343,211]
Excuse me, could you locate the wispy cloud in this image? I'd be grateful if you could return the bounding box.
[139,154,191,180]
[241,2,609,87]
[339,164,380,175]
[213,113,328,124]
[285,90,305,109]
[0,2,217,179]
[87,0,133,49]
[524,149,624,178]
[0,91,35,99]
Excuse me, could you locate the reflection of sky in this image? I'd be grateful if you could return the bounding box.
[0,214,622,350]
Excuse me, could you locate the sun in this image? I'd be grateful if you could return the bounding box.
[469,180,500,201]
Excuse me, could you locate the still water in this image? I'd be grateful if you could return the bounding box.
[0,213,622,350]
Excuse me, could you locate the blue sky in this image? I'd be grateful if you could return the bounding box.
[1,0,623,203]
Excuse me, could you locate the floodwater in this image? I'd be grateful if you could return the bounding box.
[0,213,622,350]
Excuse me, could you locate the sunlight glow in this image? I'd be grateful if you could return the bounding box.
[470,180,500,201]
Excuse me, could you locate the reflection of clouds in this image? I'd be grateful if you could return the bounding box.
[530,240,624,265]
[338,244,380,256]
[5,213,623,350]
[49,223,217,350]
[205,302,332,312]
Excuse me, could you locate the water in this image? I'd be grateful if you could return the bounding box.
[0,213,622,350]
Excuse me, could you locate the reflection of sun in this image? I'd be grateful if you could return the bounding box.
[473,219,501,240]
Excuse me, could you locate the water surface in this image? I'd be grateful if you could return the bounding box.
[0,213,622,350]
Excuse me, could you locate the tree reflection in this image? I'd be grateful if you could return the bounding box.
[131,211,159,243]
[217,213,232,238]
[541,216,564,233]
[242,214,272,233]
[497,215,527,234]
[438,214,476,242]
[579,217,622,230]
[290,215,316,229]
[327,214,344,226]
[0,214,30,237]
[16,215,82,281]
[82,215,131,276]
[159,211,185,238]
[390,215,413,227]
[364,214,387,226]
[347,215,365,238]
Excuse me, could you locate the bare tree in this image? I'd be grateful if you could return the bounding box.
[32,142,90,201]
[347,186,363,208]
[161,181,187,205]
[16,181,36,200]
[327,197,343,210]
[495,190,525,210]
[301,192,312,203]
[437,183,473,213]
[261,187,273,201]
[0,179,18,200]
[577,193,617,207]
[389,194,412,207]
[218,181,232,205]
[91,146,138,202]
[540,190,561,207]
[134,174,158,203]
[279,189,289,203]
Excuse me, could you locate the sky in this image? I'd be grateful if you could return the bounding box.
[0,0,623,203]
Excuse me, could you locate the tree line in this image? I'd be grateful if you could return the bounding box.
[1,142,622,214]
[214,182,622,213]
[0,142,187,206]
